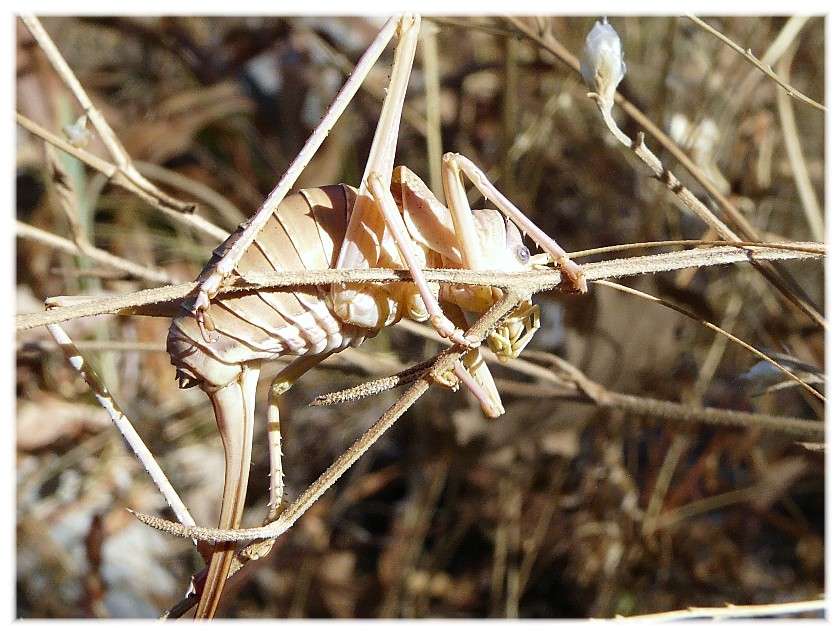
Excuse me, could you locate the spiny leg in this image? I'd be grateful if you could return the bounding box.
[266,354,332,521]
[195,363,260,619]
[219,354,332,573]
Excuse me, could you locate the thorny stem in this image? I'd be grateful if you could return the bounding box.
[16,242,824,332]
[130,290,525,543]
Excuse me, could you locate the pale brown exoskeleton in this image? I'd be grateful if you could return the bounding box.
[164,14,586,617]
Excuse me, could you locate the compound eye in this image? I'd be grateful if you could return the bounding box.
[515,244,530,264]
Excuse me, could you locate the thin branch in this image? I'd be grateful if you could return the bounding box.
[16,220,180,285]
[20,15,196,214]
[530,353,823,441]
[326,325,824,442]
[16,242,825,332]
[16,112,228,243]
[685,15,825,112]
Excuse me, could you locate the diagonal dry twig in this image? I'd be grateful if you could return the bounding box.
[17,220,181,285]
[685,15,824,113]
[44,320,197,532]
[16,112,228,243]
[128,289,526,543]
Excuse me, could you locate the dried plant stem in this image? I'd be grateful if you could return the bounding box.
[535,354,823,441]
[640,435,690,537]
[776,49,824,242]
[508,17,824,328]
[378,455,449,617]
[685,15,824,112]
[323,333,824,442]
[16,241,825,332]
[44,320,197,533]
[134,161,245,232]
[20,16,195,216]
[16,112,227,243]
[421,23,444,201]
[728,16,812,115]
[591,95,824,328]
[508,17,784,250]
[617,598,825,621]
[46,145,93,255]
[16,220,179,285]
[594,279,823,402]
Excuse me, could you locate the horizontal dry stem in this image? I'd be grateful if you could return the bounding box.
[616,598,824,621]
[16,242,824,332]
[315,342,823,442]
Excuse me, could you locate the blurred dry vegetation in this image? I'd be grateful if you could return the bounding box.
[16,16,824,618]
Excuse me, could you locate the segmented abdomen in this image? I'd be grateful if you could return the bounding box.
[167,184,375,389]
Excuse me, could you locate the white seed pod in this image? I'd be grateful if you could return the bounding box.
[580,18,626,107]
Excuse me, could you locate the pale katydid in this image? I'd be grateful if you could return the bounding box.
[30,14,584,617]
